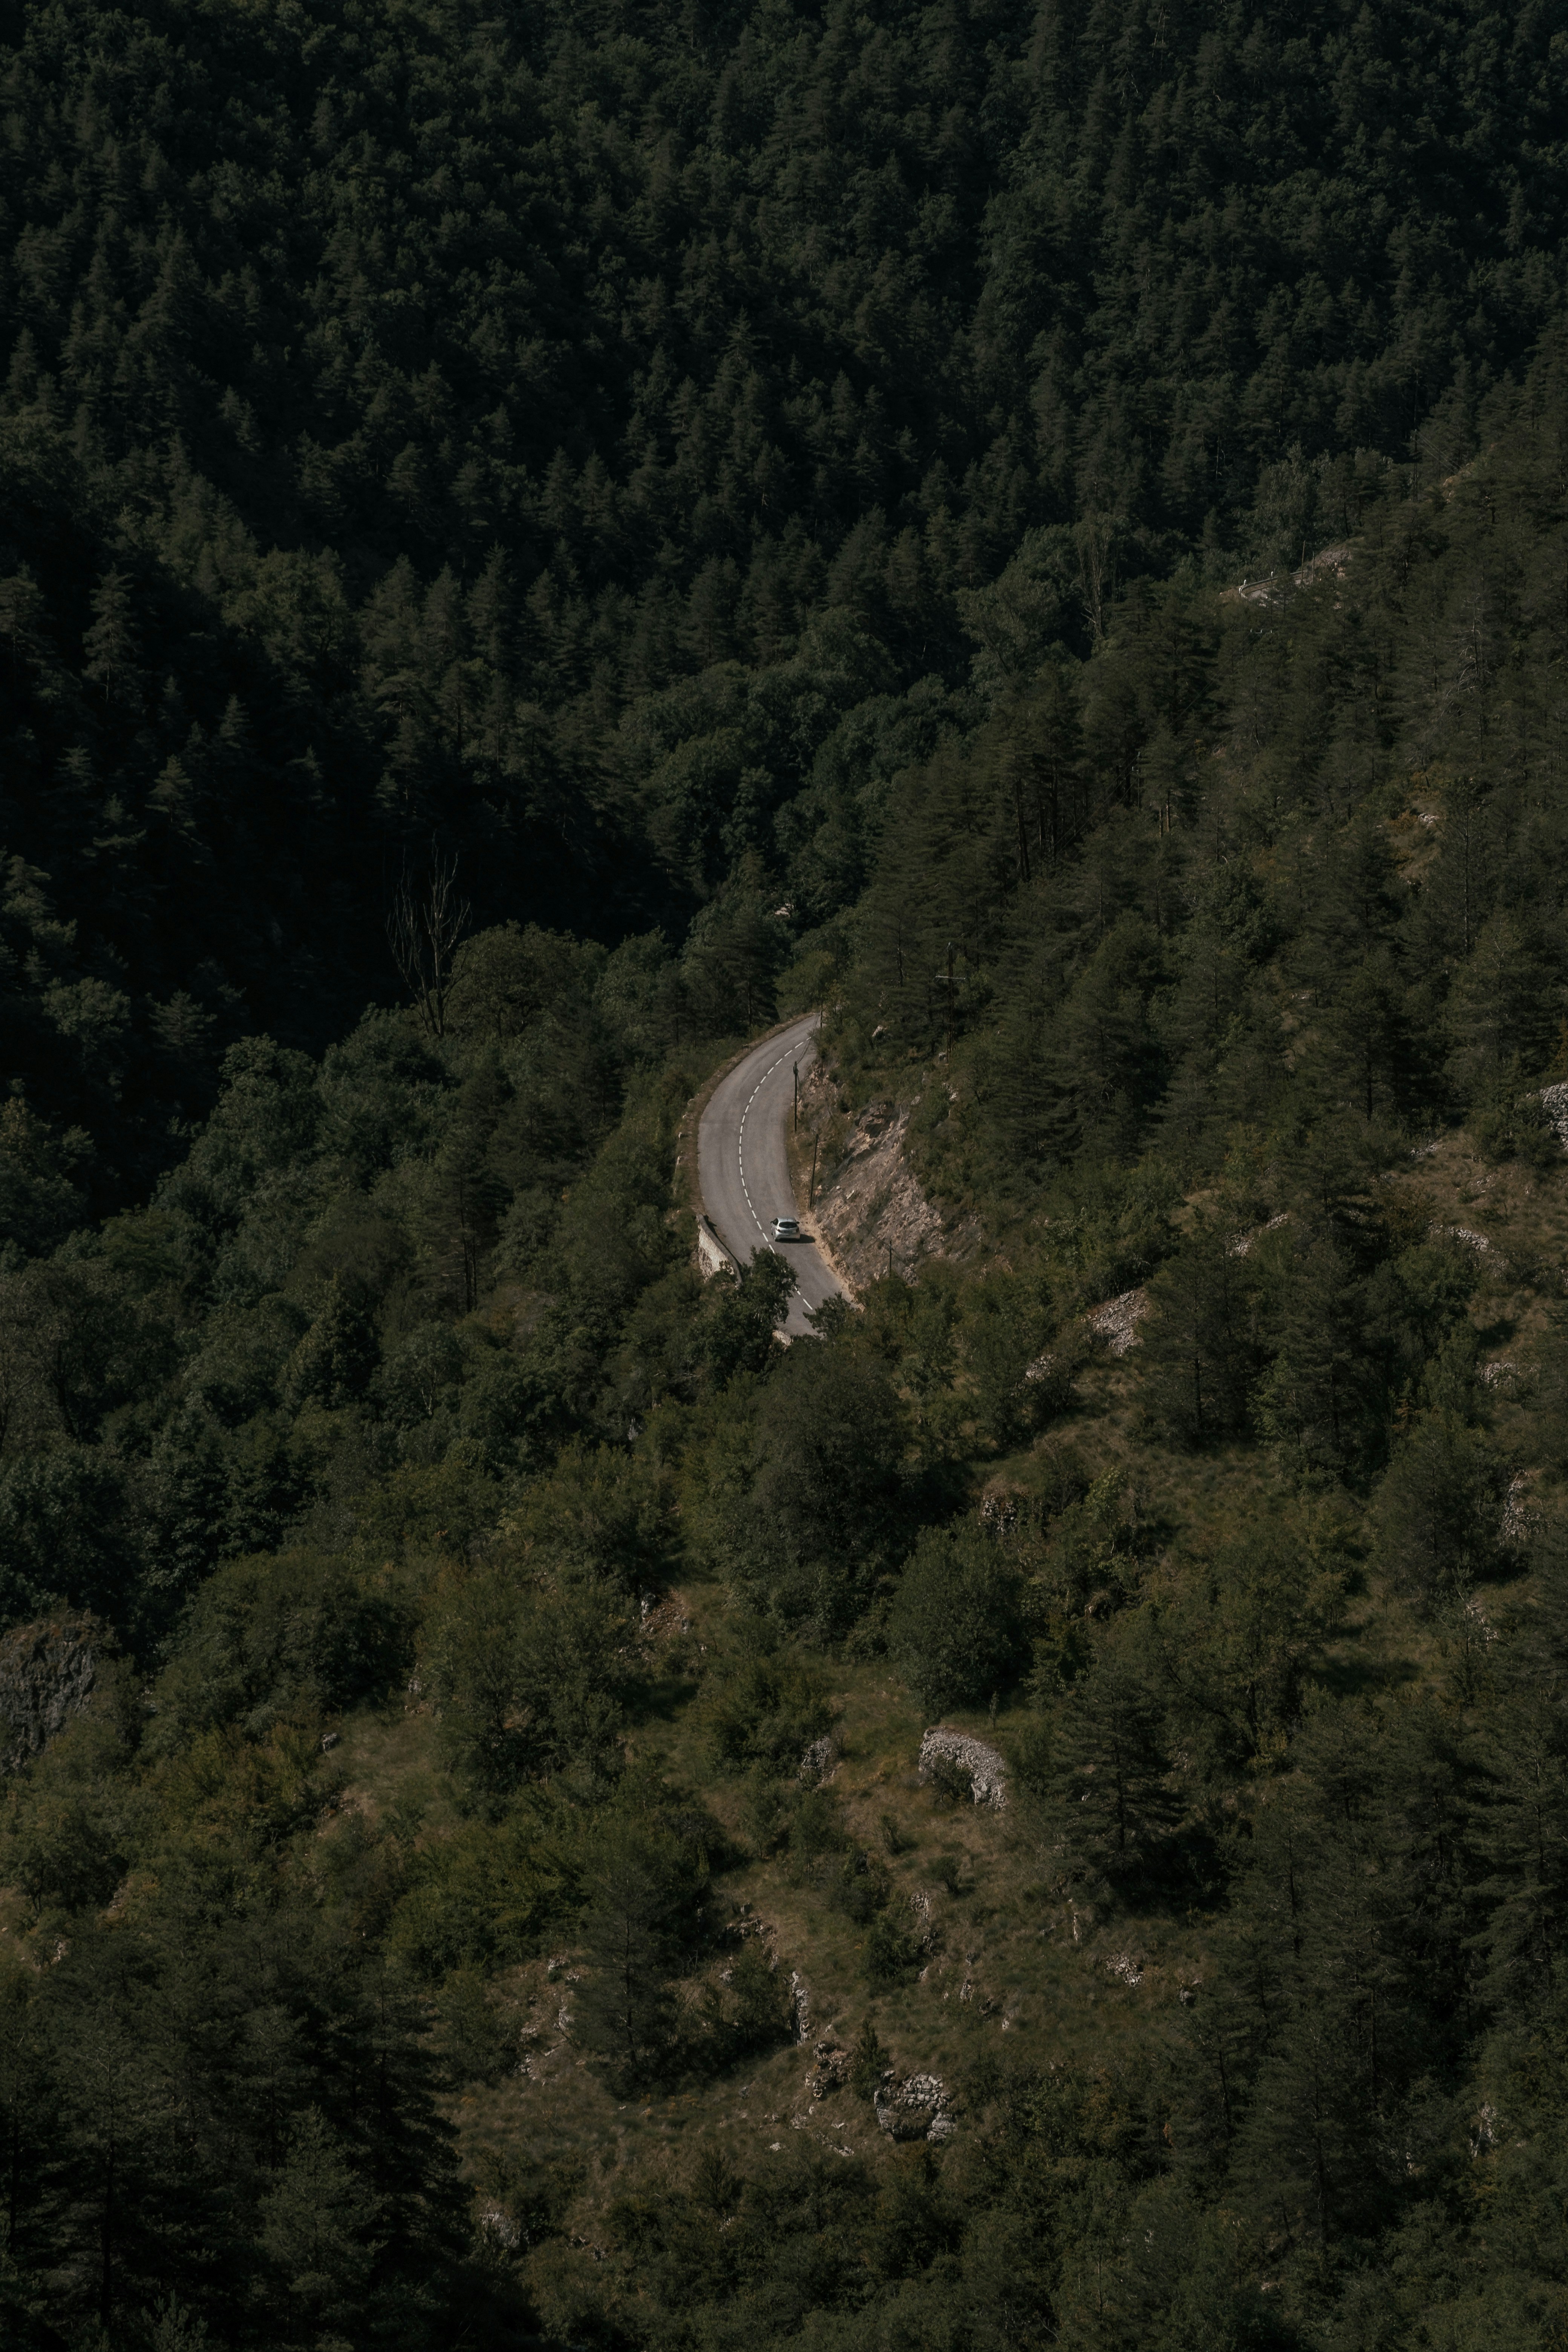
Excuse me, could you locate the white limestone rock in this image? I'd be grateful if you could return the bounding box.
[918,1727,1007,1810]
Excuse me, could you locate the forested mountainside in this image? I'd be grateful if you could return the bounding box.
[850,343,1568,1228]
[11,373,1568,2352]
[9,0,1568,2347]
[2,0,1564,1208]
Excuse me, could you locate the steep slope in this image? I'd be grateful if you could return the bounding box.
[2,0,1565,1212]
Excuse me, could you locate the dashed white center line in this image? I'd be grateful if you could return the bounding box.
[736,1021,816,1308]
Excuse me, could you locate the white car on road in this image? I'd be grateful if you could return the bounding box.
[772,1215,801,1241]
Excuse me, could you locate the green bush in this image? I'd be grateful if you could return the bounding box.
[705,1645,833,1772]
[739,1341,909,1633]
[821,1852,888,1925]
[862,1912,922,1986]
[790,1787,851,1862]
[960,1272,1066,1447]
[1375,1409,1508,1609]
[420,1569,635,1796]
[848,2017,888,2099]
[888,1522,1024,1715]
[433,1966,522,2084]
[700,1939,793,2063]
[740,1766,798,1856]
[148,1547,412,1749]
[573,1812,710,2093]
[386,1810,566,1980]
[1468,1059,1560,1169]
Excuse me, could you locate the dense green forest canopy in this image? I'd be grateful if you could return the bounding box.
[2,0,1564,1204]
[8,0,1568,2347]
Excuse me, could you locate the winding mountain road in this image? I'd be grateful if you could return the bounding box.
[698,1013,847,1338]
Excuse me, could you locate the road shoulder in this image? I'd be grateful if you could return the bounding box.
[784,1089,859,1305]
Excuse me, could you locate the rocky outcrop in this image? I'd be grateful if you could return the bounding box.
[0,1615,101,1773]
[874,2071,956,2142]
[1229,542,1353,609]
[800,1064,980,1289]
[1502,1471,1540,1550]
[805,2038,849,2099]
[1084,1288,1148,1356]
[918,1727,1007,1810]
[695,1216,740,1278]
[789,1971,811,2041]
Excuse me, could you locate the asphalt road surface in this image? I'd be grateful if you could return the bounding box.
[698,1013,847,1338]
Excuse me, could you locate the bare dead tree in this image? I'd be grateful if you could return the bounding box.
[387,846,471,1038]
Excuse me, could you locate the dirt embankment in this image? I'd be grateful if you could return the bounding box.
[790,1057,980,1294]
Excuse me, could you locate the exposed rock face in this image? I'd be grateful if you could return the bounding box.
[1429,1220,1492,1254]
[918,1727,1007,1810]
[801,1063,980,1289]
[798,1733,839,1785]
[695,1216,740,1278]
[789,1970,811,2041]
[1227,1212,1289,1259]
[1502,1470,1539,1550]
[0,1615,100,1773]
[1084,1288,1148,1356]
[874,2071,956,2142]
[805,2039,848,2099]
[479,2205,522,2251]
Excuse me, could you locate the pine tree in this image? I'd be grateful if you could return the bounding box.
[1052,1644,1181,1891]
[259,2107,383,2339]
[1375,1410,1506,1611]
[848,2016,888,2101]
[574,1828,683,2095]
[81,571,143,715]
[1141,1222,1261,1445]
